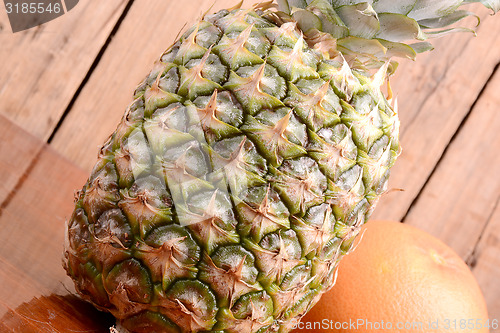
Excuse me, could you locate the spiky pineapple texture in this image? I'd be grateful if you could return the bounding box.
[63,5,400,333]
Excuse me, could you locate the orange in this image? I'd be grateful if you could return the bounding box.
[295,220,489,333]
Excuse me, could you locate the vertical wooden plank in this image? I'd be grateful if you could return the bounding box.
[399,68,500,257]
[371,5,500,222]
[0,126,87,312]
[0,110,113,332]
[472,200,500,321]
[49,0,260,171]
[0,157,85,294]
[0,0,129,140]
[0,114,43,204]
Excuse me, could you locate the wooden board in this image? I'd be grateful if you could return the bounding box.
[472,201,500,321]
[0,116,85,308]
[402,67,500,258]
[1,294,114,332]
[0,116,113,331]
[0,114,44,204]
[0,0,129,140]
[50,0,261,172]
[372,4,500,223]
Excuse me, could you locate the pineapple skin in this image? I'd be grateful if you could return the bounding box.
[63,7,399,333]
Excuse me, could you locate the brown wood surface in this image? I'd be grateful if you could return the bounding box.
[0,0,499,331]
[404,67,500,258]
[0,116,44,204]
[0,115,113,331]
[371,4,500,222]
[50,0,261,172]
[0,0,129,140]
[473,201,500,321]
[400,66,500,321]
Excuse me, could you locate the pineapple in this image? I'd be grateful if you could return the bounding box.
[63,0,498,332]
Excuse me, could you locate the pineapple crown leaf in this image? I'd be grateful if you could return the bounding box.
[265,0,498,68]
[465,0,500,13]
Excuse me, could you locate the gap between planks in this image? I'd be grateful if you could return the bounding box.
[47,0,136,144]
[370,5,500,223]
[467,195,500,269]
[0,0,131,141]
[401,60,500,226]
[400,61,500,258]
[48,0,261,169]
[470,197,500,320]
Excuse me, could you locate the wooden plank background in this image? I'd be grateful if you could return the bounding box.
[0,0,130,140]
[0,0,499,330]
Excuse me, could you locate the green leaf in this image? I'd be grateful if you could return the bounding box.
[320,24,350,38]
[408,0,463,21]
[464,0,500,13]
[337,36,387,56]
[291,0,309,7]
[418,10,479,29]
[423,26,476,38]
[409,41,435,53]
[276,0,290,13]
[372,0,417,15]
[330,0,372,6]
[376,13,424,42]
[336,3,381,39]
[278,0,309,13]
[307,0,349,37]
[377,39,417,59]
[292,8,323,32]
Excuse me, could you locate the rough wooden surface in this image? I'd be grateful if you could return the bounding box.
[0,117,114,331]
[0,114,43,204]
[0,116,86,303]
[371,4,500,222]
[473,202,500,321]
[0,0,128,140]
[50,0,261,171]
[404,67,500,259]
[0,0,499,330]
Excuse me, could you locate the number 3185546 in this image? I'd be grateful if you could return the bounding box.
[5,2,62,14]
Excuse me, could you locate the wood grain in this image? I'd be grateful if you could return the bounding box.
[399,65,500,318]
[0,114,43,204]
[1,294,114,333]
[372,4,500,222]
[0,120,85,311]
[0,119,113,331]
[49,0,263,172]
[472,199,500,321]
[0,0,129,140]
[401,65,500,255]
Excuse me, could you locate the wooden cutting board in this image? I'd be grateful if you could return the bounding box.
[0,114,114,332]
